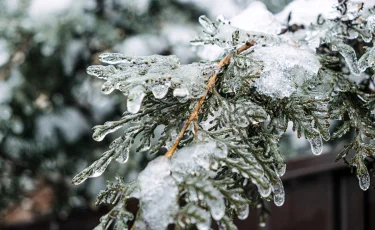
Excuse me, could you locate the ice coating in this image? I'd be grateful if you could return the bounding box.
[252,44,321,98]
[137,156,178,230]
[171,140,228,182]
[193,14,282,49]
[87,53,217,113]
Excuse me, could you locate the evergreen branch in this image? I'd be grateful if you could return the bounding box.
[164,40,256,158]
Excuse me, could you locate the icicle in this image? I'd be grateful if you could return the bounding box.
[173,87,190,98]
[236,204,249,220]
[151,84,169,99]
[207,196,225,221]
[115,148,129,164]
[101,81,115,94]
[252,177,272,198]
[198,15,217,35]
[272,175,285,207]
[91,155,113,178]
[127,85,146,114]
[277,163,286,177]
[357,168,370,191]
[307,131,323,155]
[92,121,123,142]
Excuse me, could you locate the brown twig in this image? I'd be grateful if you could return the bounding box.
[164,40,256,158]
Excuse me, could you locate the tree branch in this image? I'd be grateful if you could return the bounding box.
[164,40,256,158]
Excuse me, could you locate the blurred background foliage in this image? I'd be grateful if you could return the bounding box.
[0,0,324,225]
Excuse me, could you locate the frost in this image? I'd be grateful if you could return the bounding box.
[137,156,178,230]
[252,44,321,98]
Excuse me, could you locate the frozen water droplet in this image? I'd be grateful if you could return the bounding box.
[116,148,129,164]
[272,176,285,207]
[358,168,370,191]
[307,132,323,155]
[237,204,249,220]
[277,163,286,177]
[207,196,225,220]
[127,86,146,114]
[173,88,190,98]
[91,156,113,178]
[254,180,272,198]
[87,65,104,77]
[101,81,115,94]
[93,122,123,142]
[151,84,169,99]
[199,15,217,35]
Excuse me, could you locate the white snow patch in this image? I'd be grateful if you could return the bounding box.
[253,44,321,98]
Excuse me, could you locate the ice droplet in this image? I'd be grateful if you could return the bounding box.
[236,204,249,220]
[198,15,217,35]
[272,176,285,207]
[151,84,169,99]
[115,148,129,164]
[277,163,286,177]
[307,132,323,156]
[91,155,113,178]
[127,85,146,114]
[207,196,225,221]
[101,81,115,94]
[357,168,370,191]
[92,121,123,142]
[173,88,190,98]
[254,178,272,198]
